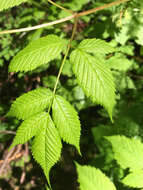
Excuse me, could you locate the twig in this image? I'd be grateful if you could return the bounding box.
[0,130,16,135]
[0,147,15,175]
[128,73,143,80]
[47,16,78,114]
[0,153,23,164]
[47,0,73,14]
[0,0,131,35]
[11,144,22,160]
[20,143,29,184]
[24,142,29,156]
[0,145,23,165]
[20,170,26,184]
[0,15,75,34]
[77,0,130,17]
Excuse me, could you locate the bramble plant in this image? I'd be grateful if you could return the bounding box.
[1,0,143,189]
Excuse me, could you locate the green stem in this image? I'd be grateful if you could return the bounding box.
[47,16,78,114]
[47,0,73,14]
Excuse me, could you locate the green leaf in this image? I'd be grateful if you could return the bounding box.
[9,35,66,72]
[70,49,116,119]
[106,54,133,72]
[122,170,143,188]
[78,38,115,55]
[11,112,47,148]
[0,0,28,11]
[7,88,52,120]
[76,163,116,190]
[92,125,115,142]
[117,45,134,56]
[32,115,62,184]
[52,95,81,153]
[105,135,143,171]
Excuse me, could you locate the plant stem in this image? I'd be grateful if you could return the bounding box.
[0,130,16,135]
[47,0,73,14]
[0,0,131,35]
[77,0,130,17]
[47,16,78,114]
[0,15,75,34]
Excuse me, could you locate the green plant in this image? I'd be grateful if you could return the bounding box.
[1,0,143,189]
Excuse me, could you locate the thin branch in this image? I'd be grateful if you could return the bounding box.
[0,152,23,165]
[0,0,131,35]
[0,15,75,34]
[52,16,78,96]
[128,73,143,80]
[47,0,73,14]
[20,143,29,185]
[0,144,23,166]
[48,16,78,114]
[77,0,130,17]
[0,130,16,135]
[0,147,15,175]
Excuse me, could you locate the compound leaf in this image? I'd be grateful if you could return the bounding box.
[76,163,116,190]
[105,135,143,171]
[70,49,116,119]
[52,95,81,154]
[7,88,52,120]
[32,115,62,184]
[9,35,66,72]
[122,170,143,188]
[0,0,28,11]
[11,112,47,148]
[78,38,115,55]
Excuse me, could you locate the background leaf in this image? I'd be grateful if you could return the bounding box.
[105,135,143,171]
[122,170,143,188]
[106,54,133,72]
[76,163,116,190]
[9,35,66,72]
